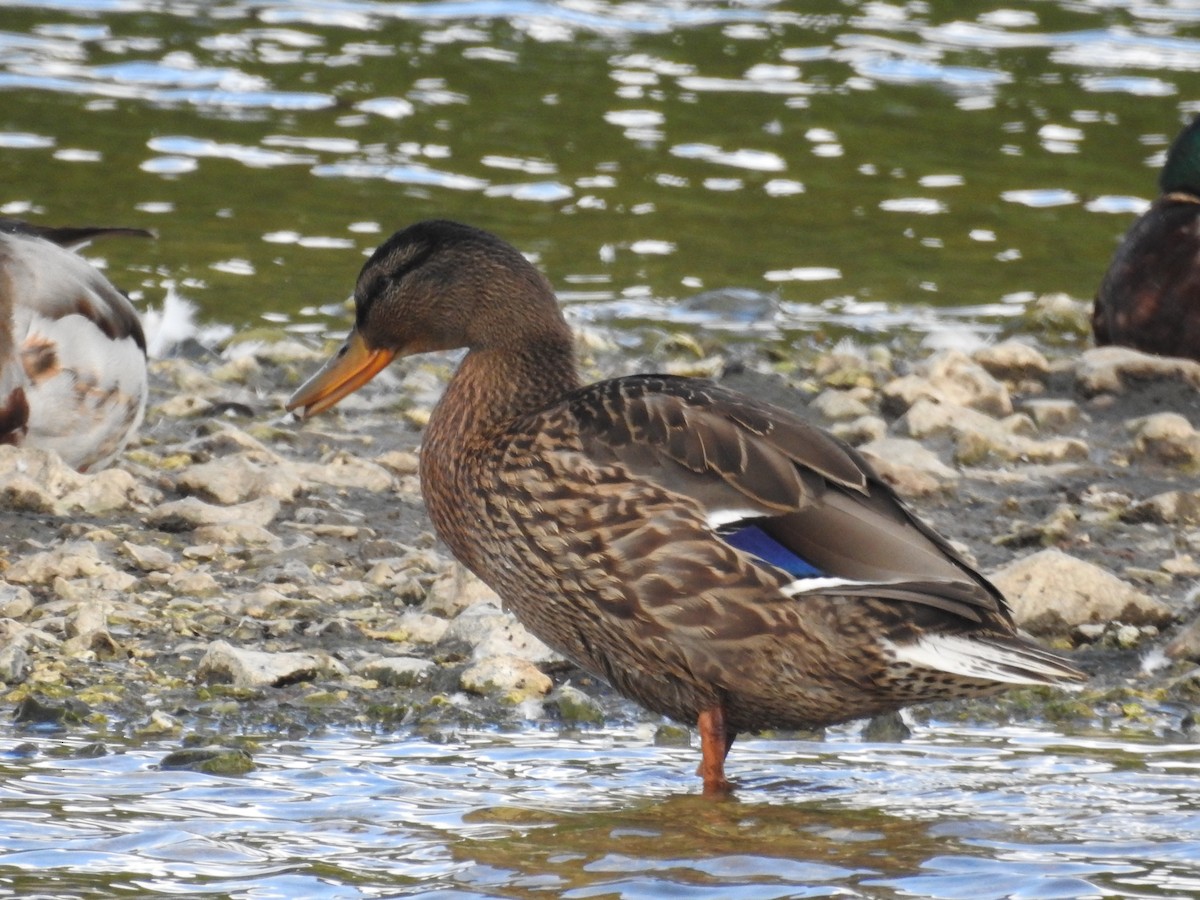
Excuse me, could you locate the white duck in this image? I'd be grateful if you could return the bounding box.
[0,218,151,472]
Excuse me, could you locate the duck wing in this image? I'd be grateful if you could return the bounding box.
[562,374,1007,624]
[0,218,155,251]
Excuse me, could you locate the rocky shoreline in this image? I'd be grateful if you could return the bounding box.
[2,293,1199,768]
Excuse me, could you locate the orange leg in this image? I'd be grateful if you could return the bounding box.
[696,705,737,795]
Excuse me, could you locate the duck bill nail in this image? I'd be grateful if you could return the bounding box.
[286,330,396,418]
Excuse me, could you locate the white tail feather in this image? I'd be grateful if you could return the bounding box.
[887,634,1078,687]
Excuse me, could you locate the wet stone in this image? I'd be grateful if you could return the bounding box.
[548,684,606,726]
[356,656,437,688]
[0,644,29,684]
[160,745,255,775]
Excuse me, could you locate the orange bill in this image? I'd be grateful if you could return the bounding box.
[286,328,396,419]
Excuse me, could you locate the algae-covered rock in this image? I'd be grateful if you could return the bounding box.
[160,746,254,775]
[548,684,605,726]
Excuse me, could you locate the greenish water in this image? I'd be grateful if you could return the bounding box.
[2,0,1198,347]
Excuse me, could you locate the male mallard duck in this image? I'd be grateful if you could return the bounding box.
[0,218,151,471]
[289,220,1085,794]
[1094,116,1200,360]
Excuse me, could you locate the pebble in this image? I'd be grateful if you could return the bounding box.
[882,350,1013,417]
[459,656,553,701]
[1075,346,1200,396]
[197,640,346,689]
[0,326,1197,738]
[857,437,959,496]
[355,656,437,687]
[1129,413,1200,470]
[148,496,281,530]
[973,340,1051,382]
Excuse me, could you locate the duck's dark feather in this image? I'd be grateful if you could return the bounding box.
[539,375,1003,622]
[1093,193,1200,359]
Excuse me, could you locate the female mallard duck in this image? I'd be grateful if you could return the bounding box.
[289,220,1085,793]
[0,218,150,472]
[1094,115,1200,360]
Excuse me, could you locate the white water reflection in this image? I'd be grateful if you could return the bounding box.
[0,723,1197,898]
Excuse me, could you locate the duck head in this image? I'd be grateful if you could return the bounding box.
[287,219,567,418]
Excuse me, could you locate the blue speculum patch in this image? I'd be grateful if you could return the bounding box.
[721,523,824,578]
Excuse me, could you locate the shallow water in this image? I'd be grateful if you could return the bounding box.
[1,723,1199,898]
[4,1,1200,347]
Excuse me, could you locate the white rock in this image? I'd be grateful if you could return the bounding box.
[0,446,158,513]
[66,602,109,639]
[394,611,450,645]
[194,522,283,548]
[858,437,959,496]
[444,602,560,665]
[196,640,345,688]
[0,585,34,619]
[356,656,437,687]
[830,415,887,446]
[810,389,872,421]
[293,451,395,492]
[176,456,304,504]
[122,542,173,573]
[1075,346,1200,396]
[882,350,1012,417]
[1021,398,1081,431]
[459,655,552,700]
[989,548,1174,633]
[898,399,1088,464]
[974,340,1051,381]
[148,496,281,530]
[424,566,501,618]
[6,542,117,586]
[1129,413,1200,469]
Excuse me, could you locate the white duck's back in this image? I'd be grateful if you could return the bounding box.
[0,226,149,471]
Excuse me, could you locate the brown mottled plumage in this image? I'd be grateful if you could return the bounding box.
[0,219,150,471]
[289,220,1085,794]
